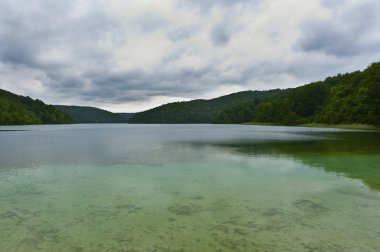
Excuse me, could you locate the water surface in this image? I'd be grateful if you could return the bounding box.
[0,124,379,251]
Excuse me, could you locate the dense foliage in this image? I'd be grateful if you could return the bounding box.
[253,62,380,125]
[128,90,279,123]
[129,62,380,125]
[55,105,133,123]
[0,89,72,125]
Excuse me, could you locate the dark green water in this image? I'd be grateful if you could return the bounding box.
[0,124,379,251]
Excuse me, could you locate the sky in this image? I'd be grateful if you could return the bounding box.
[0,0,380,112]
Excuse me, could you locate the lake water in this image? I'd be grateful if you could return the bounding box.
[0,124,380,251]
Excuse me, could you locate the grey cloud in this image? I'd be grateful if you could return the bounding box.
[296,20,359,56]
[0,0,121,69]
[167,26,199,41]
[210,22,233,46]
[135,13,168,33]
[319,0,347,10]
[0,0,126,99]
[210,13,240,47]
[64,67,211,104]
[57,78,83,89]
[175,0,262,13]
[0,37,36,67]
[161,48,192,64]
[295,1,380,57]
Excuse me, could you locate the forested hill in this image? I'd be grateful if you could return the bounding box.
[128,90,279,123]
[129,62,380,125]
[55,105,133,123]
[0,89,72,125]
[251,62,380,125]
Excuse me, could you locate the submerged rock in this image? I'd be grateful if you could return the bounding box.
[293,199,328,214]
[262,208,286,217]
[167,204,202,216]
[1,209,27,220]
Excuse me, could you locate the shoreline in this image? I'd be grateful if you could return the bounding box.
[1,123,379,131]
[241,122,380,130]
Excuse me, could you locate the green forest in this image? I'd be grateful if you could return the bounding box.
[129,90,279,123]
[55,105,133,123]
[0,89,72,125]
[130,62,380,125]
[252,62,380,125]
[0,90,135,125]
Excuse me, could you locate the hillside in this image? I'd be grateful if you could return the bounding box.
[129,62,380,125]
[128,90,279,123]
[55,105,133,123]
[0,89,72,125]
[252,62,380,125]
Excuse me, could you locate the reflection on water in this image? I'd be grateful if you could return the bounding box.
[202,130,380,191]
[0,124,379,251]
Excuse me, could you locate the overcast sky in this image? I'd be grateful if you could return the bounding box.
[0,0,379,112]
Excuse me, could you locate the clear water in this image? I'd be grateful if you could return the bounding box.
[0,124,379,251]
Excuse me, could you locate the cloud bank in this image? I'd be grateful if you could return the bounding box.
[0,0,379,112]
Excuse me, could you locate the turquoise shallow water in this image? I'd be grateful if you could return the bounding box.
[0,124,380,251]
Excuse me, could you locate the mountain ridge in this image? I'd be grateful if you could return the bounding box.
[54,105,133,124]
[129,62,380,125]
[128,90,280,123]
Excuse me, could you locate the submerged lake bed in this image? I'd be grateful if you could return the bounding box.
[0,124,380,251]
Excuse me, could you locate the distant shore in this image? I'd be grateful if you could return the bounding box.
[242,122,380,130]
[0,129,28,131]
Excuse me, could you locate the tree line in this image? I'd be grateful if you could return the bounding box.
[129,62,380,126]
[0,89,72,125]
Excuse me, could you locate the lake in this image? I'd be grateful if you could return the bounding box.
[0,124,380,251]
